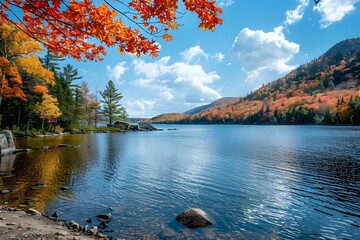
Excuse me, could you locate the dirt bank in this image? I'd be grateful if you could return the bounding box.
[0,206,96,240]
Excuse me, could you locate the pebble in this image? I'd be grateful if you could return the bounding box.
[26,208,42,216]
[56,230,68,236]
[160,229,177,238]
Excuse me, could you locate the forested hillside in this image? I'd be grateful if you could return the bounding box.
[152,38,360,125]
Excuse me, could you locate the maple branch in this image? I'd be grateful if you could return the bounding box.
[103,0,156,37]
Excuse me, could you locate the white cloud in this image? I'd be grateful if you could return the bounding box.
[231,26,299,84]
[180,45,209,63]
[285,0,309,25]
[125,99,157,116]
[314,0,360,28]
[133,57,170,79]
[106,61,127,83]
[219,0,234,7]
[132,56,221,103]
[213,52,224,62]
[159,91,174,100]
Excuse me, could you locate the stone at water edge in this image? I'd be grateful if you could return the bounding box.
[96,212,112,222]
[175,208,213,228]
[26,208,42,216]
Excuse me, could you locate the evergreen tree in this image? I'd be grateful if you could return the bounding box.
[73,87,87,123]
[42,51,64,72]
[100,80,127,125]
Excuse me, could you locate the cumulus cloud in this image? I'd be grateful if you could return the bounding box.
[133,57,170,79]
[285,0,309,25]
[231,26,299,83]
[125,99,157,117]
[314,0,360,28]
[180,45,209,63]
[132,56,221,103]
[106,61,127,83]
[219,0,234,7]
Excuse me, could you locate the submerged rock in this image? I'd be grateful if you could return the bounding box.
[98,221,108,229]
[175,208,213,228]
[33,181,45,187]
[58,144,71,148]
[96,212,111,222]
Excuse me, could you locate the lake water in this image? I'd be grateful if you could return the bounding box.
[1,125,359,239]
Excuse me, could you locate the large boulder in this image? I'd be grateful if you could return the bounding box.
[114,121,130,130]
[0,130,16,156]
[175,208,213,228]
[138,121,157,131]
[129,123,139,131]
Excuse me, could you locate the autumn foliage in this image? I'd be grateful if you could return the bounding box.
[153,38,360,125]
[0,23,54,105]
[0,0,222,61]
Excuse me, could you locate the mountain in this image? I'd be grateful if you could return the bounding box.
[152,38,360,125]
[184,97,241,115]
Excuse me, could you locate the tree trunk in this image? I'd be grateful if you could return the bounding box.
[26,111,32,134]
[41,118,45,130]
[17,106,21,126]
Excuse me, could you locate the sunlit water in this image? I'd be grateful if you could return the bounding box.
[1,125,359,239]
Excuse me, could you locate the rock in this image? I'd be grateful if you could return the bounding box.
[86,219,92,223]
[160,229,177,238]
[98,221,107,229]
[68,220,80,230]
[56,230,68,236]
[33,181,45,187]
[60,186,69,191]
[175,208,213,228]
[26,208,42,216]
[1,189,10,195]
[58,144,70,148]
[52,211,61,218]
[96,212,111,222]
[114,120,130,130]
[88,226,98,235]
[0,130,16,156]
[129,123,139,131]
[138,121,157,131]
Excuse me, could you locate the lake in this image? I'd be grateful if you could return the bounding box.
[1,125,359,239]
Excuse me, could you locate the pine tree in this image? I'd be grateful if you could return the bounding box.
[100,80,127,125]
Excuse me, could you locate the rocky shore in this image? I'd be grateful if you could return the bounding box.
[0,206,96,240]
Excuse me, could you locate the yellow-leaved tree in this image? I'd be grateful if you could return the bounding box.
[0,23,55,104]
[34,93,62,130]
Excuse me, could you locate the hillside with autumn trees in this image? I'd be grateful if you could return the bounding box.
[152,38,360,125]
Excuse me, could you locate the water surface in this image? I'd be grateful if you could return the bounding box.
[0,125,359,239]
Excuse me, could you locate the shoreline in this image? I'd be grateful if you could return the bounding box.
[0,206,111,240]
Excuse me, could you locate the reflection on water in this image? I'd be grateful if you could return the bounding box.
[0,126,359,239]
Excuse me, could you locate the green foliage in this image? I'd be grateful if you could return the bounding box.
[100,80,128,125]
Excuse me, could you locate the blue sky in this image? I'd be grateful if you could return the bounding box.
[66,0,360,118]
